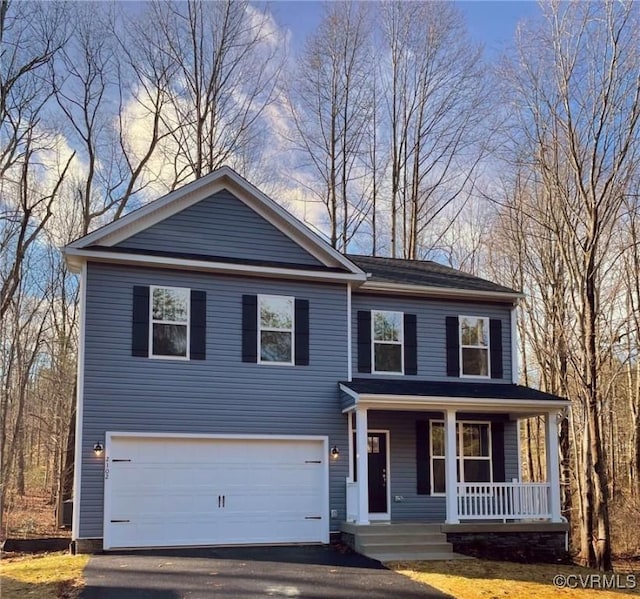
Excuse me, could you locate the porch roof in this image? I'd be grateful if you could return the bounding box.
[340,378,569,414]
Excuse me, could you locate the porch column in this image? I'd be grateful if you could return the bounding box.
[355,405,369,525]
[444,408,459,524]
[545,410,562,522]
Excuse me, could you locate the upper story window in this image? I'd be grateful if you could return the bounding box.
[372,310,404,374]
[150,286,190,358]
[259,295,294,364]
[459,316,489,377]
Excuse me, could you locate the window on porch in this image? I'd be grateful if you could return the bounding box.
[430,421,492,494]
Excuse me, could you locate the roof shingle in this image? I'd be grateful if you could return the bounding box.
[347,254,519,295]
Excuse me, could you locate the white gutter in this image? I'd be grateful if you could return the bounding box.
[358,280,523,303]
[63,248,368,284]
[347,283,352,382]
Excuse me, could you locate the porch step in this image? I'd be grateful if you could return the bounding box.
[341,521,473,562]
[359,542,454,554]
[357,532,445,544]
[366,551,475,562]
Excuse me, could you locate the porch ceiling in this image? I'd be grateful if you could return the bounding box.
[340,379,569,416]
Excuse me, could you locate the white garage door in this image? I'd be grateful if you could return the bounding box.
[103,434,328,549]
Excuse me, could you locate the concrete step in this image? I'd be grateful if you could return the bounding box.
[360,523,443,533]
[360,541,453,554]
[364,550,474,562]
[355,532,446,544]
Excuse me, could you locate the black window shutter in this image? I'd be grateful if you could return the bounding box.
[490,319,503,379]
[242,295,258,362]
[416,420,430,495]
[357,311,371,373]
[190,291,206,360]
[491,422,506,482]
[445,316,460,377]
[404,314,418,375]
[295,299,309,366]
[132,286,150,356]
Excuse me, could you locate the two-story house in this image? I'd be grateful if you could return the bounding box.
[64,167,569,561]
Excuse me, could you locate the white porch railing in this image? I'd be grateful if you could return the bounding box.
[457,482,551,521]
[346,480,358,522]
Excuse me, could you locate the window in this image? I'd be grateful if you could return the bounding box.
[150,286,190,358]
[459,316,490,377]
[372,310,403,373]
[258,295,294,364]
[430,421,492,495]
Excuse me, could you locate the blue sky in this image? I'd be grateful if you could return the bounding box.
[270,1,542,56]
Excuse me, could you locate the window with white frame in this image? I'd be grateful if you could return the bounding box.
[372,310,403,373]
[259,295,294,364]
[430,421,492,494]
[151,286,190,358]
[460,316,490,377]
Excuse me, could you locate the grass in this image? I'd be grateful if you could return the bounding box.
[389,559,640,598]
[0,552,89,599]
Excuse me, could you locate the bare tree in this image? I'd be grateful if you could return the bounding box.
[380,1,489,259]
[499,0,640,569]
[146,0,284,188]
[288,1,374,251]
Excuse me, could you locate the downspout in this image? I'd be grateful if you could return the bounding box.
[347,283,352,382]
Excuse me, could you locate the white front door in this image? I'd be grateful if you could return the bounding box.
[103,434,328,549]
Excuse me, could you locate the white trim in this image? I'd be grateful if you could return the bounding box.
[371,310,404,375]
[355,406,369,525]
[516,417,523,482]
[149,286,191,360]
[103,432,330,549]
[358,281,523,303]
[366,429,391,521]
[64,247,366,283]
[65,166,365,276]
[347,284,352,382]
[545,411,562,522]
[338,384,570,414]
[511,306,519,384]
[347,412,354,482]
[105,431,327,441]
[72,262,87,540]
[444,409,458,523]
[257,294,295,366]
[459,315,490,379]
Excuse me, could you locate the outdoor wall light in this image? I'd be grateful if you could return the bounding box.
[93,442,104,456]
[331,445,340,459]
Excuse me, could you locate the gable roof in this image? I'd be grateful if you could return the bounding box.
[348,255,522,302]
[64,166,366,280]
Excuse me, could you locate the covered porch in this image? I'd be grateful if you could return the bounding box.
[338,379,570,561]
[340,379,569,527]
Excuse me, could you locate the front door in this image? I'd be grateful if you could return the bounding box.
[353,432,388,514]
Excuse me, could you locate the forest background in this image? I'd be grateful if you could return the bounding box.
[1,0,639,571]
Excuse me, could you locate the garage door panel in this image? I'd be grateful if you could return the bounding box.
[104,435,327,549]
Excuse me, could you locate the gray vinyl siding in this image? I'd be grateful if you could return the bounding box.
[352,293,512,382]
[79,262,348,538]
[504,419,519,481]
[364,411,520,521]
[116,190,323,267]
[367,411,446,521]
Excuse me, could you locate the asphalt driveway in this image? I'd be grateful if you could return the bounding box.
[80,545,449,599]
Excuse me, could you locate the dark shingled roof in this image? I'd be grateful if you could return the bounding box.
[347,254,519,295]
[342,378,566,403]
